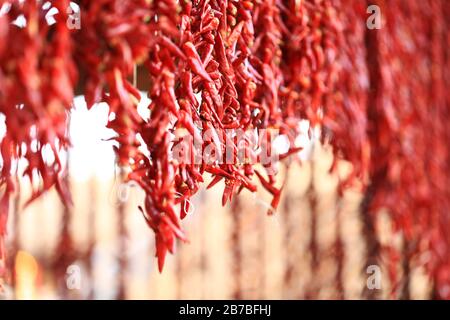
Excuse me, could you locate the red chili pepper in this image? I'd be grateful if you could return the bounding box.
[183,42,213,82]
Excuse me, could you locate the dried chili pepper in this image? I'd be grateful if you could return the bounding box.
[0,1,448,290]
[0,0,75,269]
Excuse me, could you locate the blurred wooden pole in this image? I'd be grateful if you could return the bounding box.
[53,154,75,299]
[175,248,183,299]
[116,169,128,300]
[6,175,21,298]
[115,65,139,299]
[306,145,318,299]
[334,197,345,299]
[52,112,76,299]
[199,192,207,299]
[86,178,97,300]
[359,181,381,300]
[400,239,411,300]
[362,2,382,299]
[258,203,266,299]
[231,197,242,299]
[282,190,294,296]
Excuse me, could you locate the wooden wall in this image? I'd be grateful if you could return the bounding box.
[2,146,432,299]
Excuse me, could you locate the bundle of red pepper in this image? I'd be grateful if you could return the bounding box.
[0,0,75,240]
[362,0,450,298]
[0,0,448,298]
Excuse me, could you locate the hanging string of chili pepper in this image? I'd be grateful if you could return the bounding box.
[326,0,370,189]
[361,0,450,299]
[0,0,75,288]
[0,1,449,293]
[52,126,75,299]
[427,0,450,300]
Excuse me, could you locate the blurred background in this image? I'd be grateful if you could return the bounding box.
[0,97,432,300]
